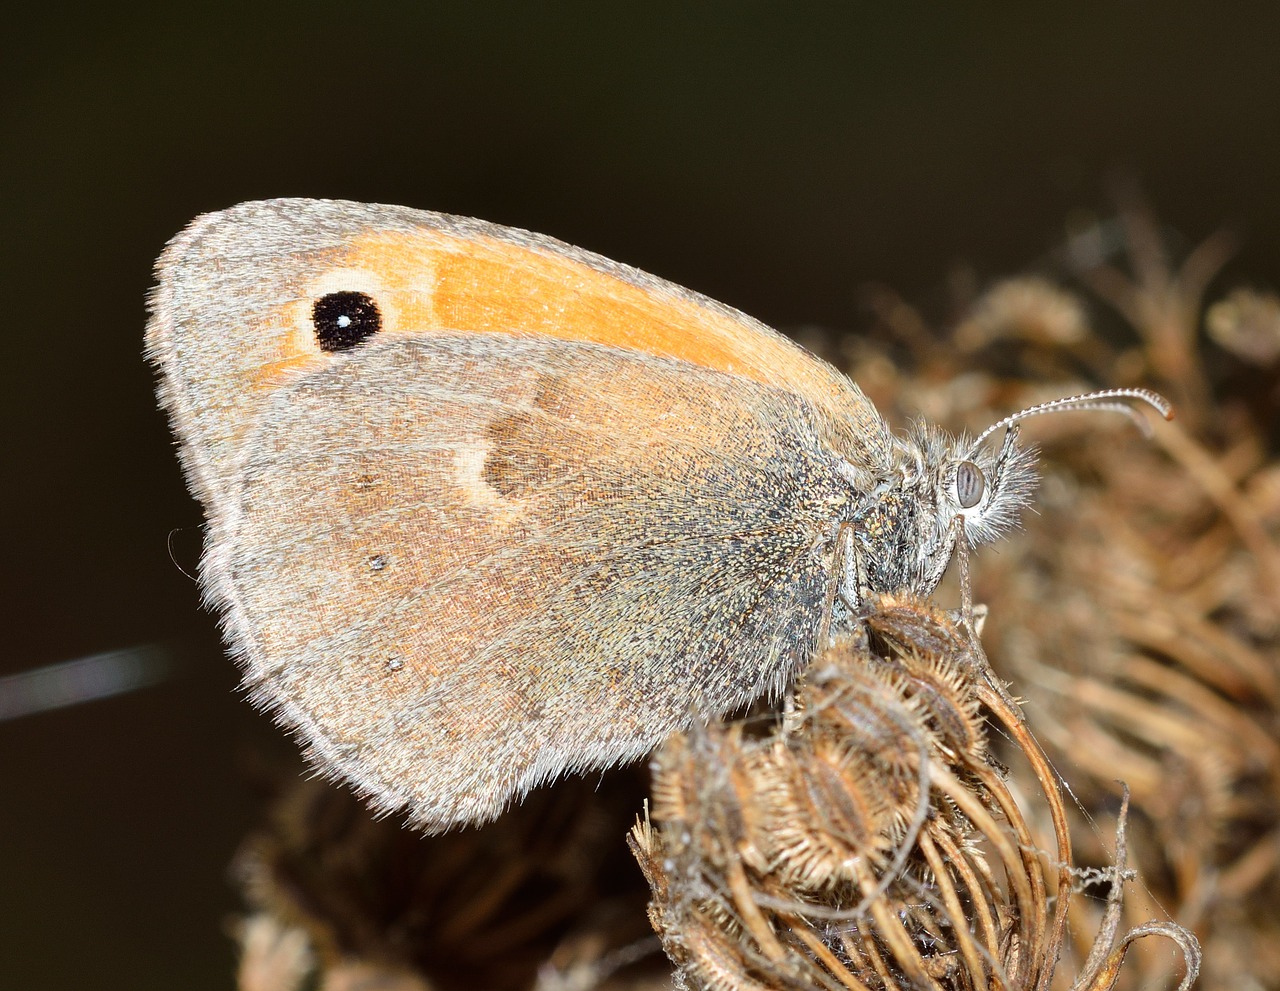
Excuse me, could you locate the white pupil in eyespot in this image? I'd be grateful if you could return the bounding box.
[956,461,985,509]
[336,314,352,329]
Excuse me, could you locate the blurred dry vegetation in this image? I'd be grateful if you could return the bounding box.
[232,189,1279,991]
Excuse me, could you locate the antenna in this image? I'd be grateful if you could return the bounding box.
[973,388,1173,450]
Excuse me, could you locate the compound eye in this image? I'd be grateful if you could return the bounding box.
[955,461,985,509]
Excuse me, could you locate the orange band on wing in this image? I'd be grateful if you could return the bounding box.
[329,227,833,395]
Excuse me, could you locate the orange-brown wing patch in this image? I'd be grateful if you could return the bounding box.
[331,226,843,398]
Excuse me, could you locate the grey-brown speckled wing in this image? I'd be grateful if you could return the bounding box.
[222,333,856,827]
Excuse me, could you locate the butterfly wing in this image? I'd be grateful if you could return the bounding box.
[147,199,889,828]
[147,199,891,515]
[220,333,855,826]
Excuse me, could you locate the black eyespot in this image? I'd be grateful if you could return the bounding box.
[955,461,985,509]
[312,291,382,352]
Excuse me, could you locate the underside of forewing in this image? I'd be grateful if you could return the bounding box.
[214,335,856,826]
[146,199,890,525]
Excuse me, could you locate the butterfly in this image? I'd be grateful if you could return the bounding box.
[147,199,1169,829]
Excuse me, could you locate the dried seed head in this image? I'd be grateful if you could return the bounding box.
[633,598,1041,990]
[743,718,898,890]
[1206,287,1280,366]
[892,649,986,764]
[634,595,1200,991]
[955,277,1090,350]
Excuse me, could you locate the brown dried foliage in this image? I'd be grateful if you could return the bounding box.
[632,595,1196,991]
[841,188,1279,989]
[232,769,668,991]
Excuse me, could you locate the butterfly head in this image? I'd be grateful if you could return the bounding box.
[906,417,1040,592]
[846,387,1172,602]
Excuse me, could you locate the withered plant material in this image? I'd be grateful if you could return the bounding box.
[631,594,1197,991]
[232,768,666,991]
[841,191,1279,989]
[1205,287,1280,368]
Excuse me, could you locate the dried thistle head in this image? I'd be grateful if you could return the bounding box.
[632,595,1196,991]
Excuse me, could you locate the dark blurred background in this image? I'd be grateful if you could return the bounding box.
[3,4,1278,988]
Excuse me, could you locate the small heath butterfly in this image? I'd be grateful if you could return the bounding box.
[147,199,1170,829]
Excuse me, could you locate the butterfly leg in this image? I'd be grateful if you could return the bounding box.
[816,521,865,648]
[950,515,989,638]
